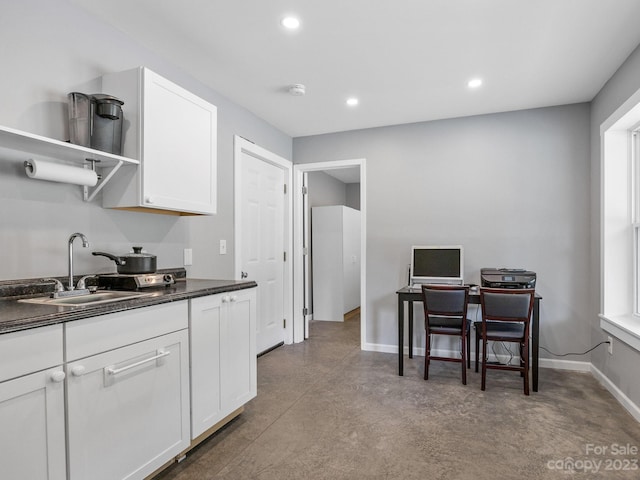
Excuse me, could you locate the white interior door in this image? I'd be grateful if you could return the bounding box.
[239,151,285,354]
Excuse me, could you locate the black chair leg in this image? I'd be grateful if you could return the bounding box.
[523,339,530,395]
[466,324,471,369]
[461,334,467,385]
[424,333,430,381]
[475,330,480,373]
[481,337,487,391]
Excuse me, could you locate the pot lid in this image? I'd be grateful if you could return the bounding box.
[124,246,155,258]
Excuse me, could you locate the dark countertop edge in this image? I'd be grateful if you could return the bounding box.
[0,279,257,335]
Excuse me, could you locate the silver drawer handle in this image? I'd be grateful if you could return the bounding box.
[105,350,170,376]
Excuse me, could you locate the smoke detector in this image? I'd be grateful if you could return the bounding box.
[288,84,306,96]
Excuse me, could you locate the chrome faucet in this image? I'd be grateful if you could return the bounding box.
[68,232,89,291]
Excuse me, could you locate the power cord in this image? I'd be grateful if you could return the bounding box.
[470,306,611,360]
[539,341,610,357]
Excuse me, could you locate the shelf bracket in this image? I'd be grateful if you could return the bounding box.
[83,159,124,202]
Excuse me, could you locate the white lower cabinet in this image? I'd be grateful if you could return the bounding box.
[0,325,66,480]
[190,288,257,438]
[66,301,190,480]
[1,288,257,479]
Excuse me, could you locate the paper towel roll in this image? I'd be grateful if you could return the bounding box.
[24,159,98,187]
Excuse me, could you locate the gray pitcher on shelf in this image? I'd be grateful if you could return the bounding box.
[68,92,124,155]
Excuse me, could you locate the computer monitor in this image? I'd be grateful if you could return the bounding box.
[410,245,464,286]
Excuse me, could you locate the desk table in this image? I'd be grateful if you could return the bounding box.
[396,287,542,392]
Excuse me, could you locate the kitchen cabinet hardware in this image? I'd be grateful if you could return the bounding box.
[50,371,66,383]
[104,349,170,377]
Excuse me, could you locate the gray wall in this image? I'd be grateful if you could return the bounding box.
[346,184,361,211]
[0,0,291,282]
[590,43,640,404]
[294,104,591,355]
[307,171,360,210]
[307,172,347,207]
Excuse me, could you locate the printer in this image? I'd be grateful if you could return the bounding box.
[480,268,536,289]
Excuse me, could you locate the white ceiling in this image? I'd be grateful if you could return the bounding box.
[71,0,640,138]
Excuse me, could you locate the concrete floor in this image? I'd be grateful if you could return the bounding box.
[156,316,640,479]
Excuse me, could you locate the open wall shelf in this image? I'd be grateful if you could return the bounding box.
[0,125,139,201]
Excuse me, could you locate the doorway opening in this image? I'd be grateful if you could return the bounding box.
[293,159,366,349]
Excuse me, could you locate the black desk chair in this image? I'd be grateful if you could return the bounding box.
[421,285,470,385]
[477,288,535,395]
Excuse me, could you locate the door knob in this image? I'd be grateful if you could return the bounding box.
[241,271,248,279]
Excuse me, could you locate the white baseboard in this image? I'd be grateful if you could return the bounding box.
[362,342,397,354]
[591,364,640,423]
[362,343,591,371]
[538,357,591,372]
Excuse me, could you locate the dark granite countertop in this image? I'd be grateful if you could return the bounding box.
[0,278,257,335]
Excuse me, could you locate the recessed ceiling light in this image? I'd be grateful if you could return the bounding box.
[281,16,300,29]
[288,84,306,96]
[346,97,359,107]
[468,78,483,89]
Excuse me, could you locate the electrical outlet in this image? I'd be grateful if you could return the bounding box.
[219,239,227,255]
[607,336,613,355]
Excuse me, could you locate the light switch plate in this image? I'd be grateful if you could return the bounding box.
[220,239,227,255]
[183,248,193,266]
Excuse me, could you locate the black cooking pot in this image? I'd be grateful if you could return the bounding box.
[92,246,157,274]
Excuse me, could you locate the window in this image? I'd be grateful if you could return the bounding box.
[634,129,640,314]
[600,91,640,351]
[634,130,640,314]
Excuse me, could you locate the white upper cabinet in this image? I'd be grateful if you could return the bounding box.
[102,67,217,215]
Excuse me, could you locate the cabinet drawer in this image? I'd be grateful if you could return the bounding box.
[0,324,63,382]
[66,301,188,361]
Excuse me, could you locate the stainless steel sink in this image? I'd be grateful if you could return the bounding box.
[19,290,151,307]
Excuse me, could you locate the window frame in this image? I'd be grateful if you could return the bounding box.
[634,129,640,315]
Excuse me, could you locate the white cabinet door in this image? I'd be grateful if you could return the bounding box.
[102,67,217,215]
[0,325,65,480]
[190,293,223,438]
[221,289,257,411]
[67,330,190,480]
[0,367,66,480]
[190,288,257,439]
